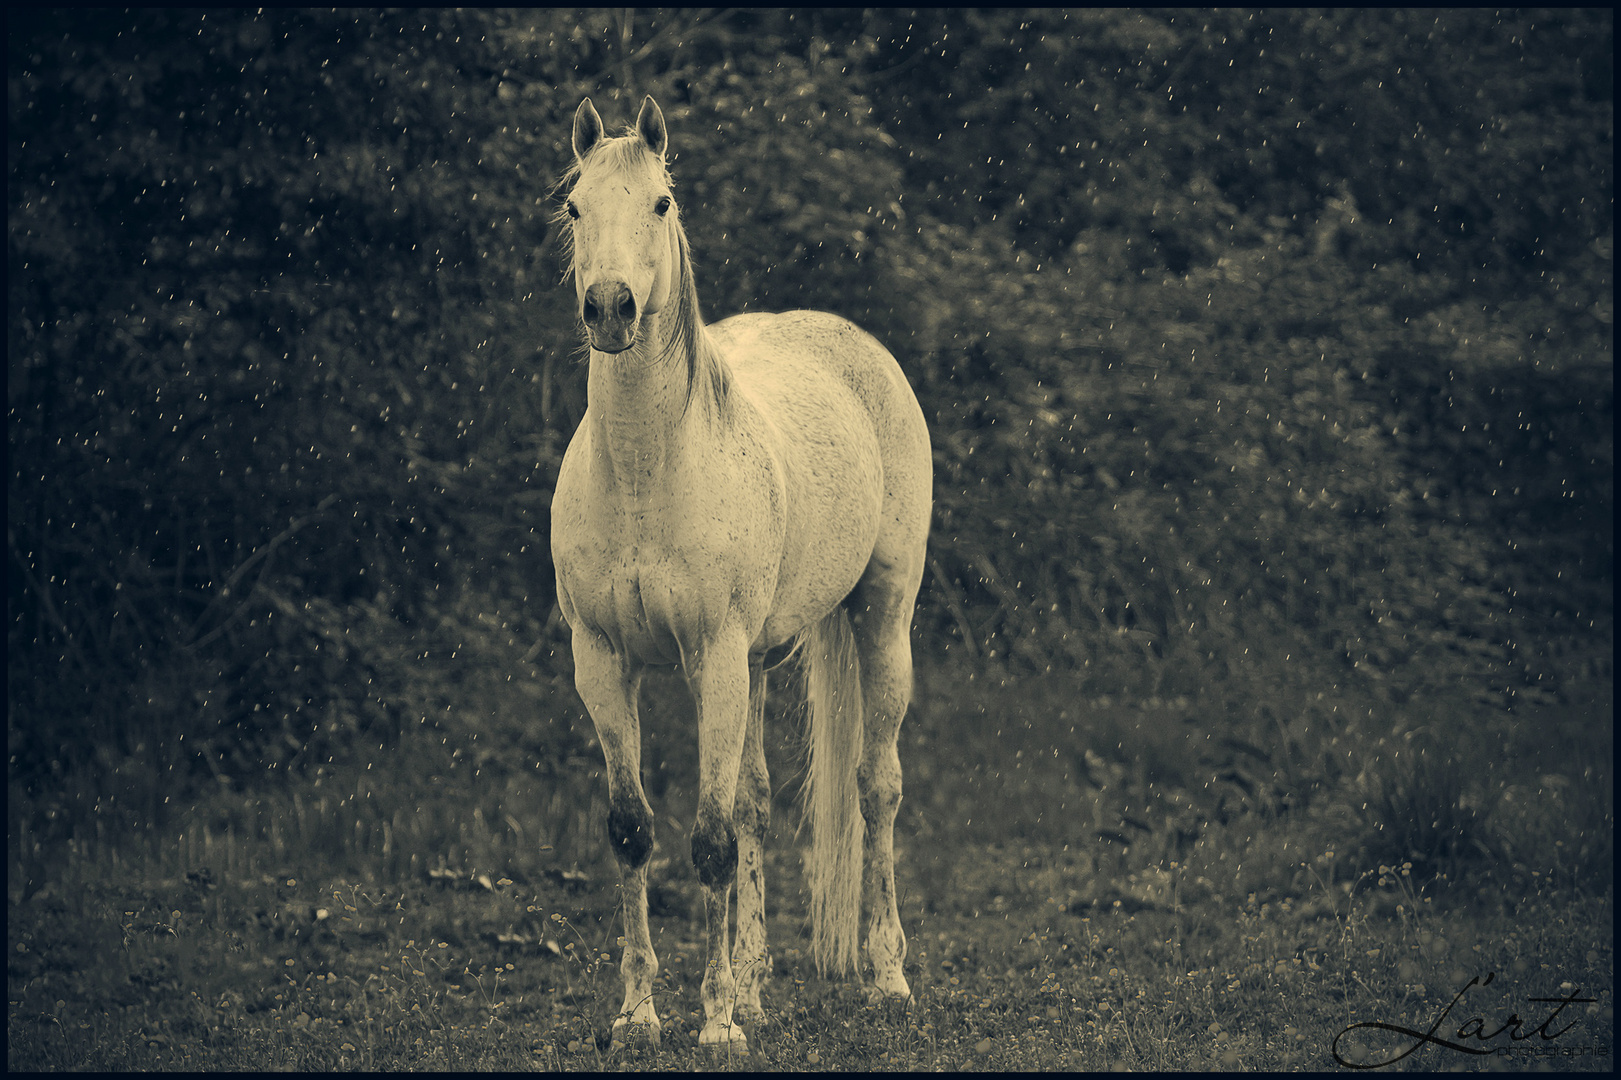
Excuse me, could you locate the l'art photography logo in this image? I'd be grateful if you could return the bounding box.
[1333,972,1608,1069]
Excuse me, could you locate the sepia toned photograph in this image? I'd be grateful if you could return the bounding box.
[9,8,1612,1070]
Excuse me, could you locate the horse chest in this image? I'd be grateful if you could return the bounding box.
[553,477,780,662]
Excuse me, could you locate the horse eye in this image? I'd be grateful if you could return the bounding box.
[654,196,672,217]
[565,200,579,220]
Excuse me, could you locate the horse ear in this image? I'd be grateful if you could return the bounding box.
[573,98,604,162]
[637,96,667,158]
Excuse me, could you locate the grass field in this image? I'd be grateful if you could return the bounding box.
[8,663,1614,1070]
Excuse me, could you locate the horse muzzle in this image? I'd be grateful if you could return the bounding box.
[583,280,640,353]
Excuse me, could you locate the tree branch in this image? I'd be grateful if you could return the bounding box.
[184,493,339,651]
[8,530,92,675]
[927,553,980,661]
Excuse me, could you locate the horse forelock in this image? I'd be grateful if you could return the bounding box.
[588,131,671,186]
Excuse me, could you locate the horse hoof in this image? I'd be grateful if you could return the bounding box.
[611,1016,662,1047]
[698,1023,748,1051]
[866,982,913,1006]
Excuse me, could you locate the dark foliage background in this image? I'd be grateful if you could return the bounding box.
[9,10,1612,837]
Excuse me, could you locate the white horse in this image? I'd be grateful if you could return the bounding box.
[549,95,932,1049]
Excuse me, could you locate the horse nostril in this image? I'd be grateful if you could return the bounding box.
[584,282,635,329]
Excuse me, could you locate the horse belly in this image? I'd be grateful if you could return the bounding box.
[759,422,884,645]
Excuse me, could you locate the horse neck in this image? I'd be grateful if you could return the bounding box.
[585,310,710,495]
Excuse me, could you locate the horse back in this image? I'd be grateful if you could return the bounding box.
[714,309,933,592]
[712,310,930,471]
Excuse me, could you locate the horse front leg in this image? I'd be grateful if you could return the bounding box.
[731,655,771,1022]
[570,631,661,1041]
[687,634,753,1049]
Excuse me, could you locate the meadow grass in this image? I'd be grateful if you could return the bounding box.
[9,662,1614,1070]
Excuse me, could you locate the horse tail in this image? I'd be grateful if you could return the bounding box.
[802,604,864,978]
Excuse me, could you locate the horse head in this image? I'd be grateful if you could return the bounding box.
[567,96,682,354]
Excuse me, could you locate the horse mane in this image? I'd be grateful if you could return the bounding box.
[666,222,731,418]
[553,131,730,419]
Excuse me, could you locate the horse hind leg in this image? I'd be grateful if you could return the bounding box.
[730,655,771,1021]
[849,569,919,1002]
